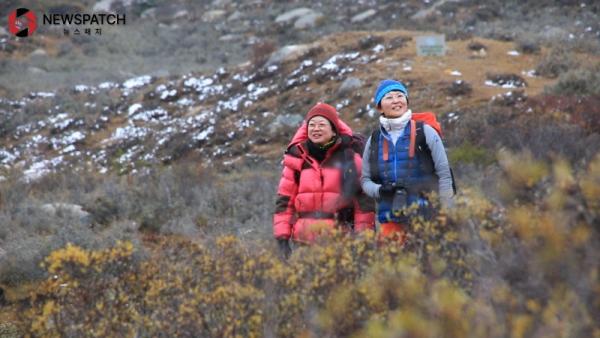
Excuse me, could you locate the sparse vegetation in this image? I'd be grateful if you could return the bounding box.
[535,47,579,79]
[0,163,278,287]
[10,152,600,337]
[548,64,600,96]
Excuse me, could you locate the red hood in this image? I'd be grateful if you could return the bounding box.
[288,119,353,148]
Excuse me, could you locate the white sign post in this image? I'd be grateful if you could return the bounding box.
[416,35,446,56]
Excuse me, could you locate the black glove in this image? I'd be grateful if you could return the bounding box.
[379,183,396,198]
[277,238,291,259]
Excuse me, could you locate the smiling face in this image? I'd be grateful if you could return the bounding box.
[378,90,408,118]
[307,116,336,145]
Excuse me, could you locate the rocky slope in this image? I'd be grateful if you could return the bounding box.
[4,28,595,181]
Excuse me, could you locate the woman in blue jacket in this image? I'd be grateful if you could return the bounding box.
[361,79,454,242]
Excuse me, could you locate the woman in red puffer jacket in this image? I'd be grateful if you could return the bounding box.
[273,103,375,256]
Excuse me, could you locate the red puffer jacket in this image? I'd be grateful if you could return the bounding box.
[273,120,375,243]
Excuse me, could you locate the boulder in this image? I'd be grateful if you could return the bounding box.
[0,27,8,36]
[351,9,376,23]
[266,44,312,65]
[28,67,47,74]
[227,11,243,21]
[39,203,91,224]
[203,10,227,22]
[338,77,363,96]
[275,8,314,24]
[294,12,324,29]
[270,114,304,133]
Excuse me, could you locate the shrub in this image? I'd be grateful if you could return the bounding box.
[548,64,600,97]
[515,38,541,54]
[13,154,600,337]
[535,46,579,78]
[250,40,276,69]
[449,142,495,166]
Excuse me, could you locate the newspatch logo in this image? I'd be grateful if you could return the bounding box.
[8,8,37,37]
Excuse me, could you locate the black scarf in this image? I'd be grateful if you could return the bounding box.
[306,137,337,163]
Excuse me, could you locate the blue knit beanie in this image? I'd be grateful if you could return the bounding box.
[373,79,409,107]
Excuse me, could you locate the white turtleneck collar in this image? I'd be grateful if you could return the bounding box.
[379,109,412,144]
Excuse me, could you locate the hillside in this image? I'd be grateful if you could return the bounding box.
[1,29,598,181]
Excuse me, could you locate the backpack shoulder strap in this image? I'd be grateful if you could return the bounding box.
[369,128,381,184]
[415,121,428,153]
[414,121,435,174]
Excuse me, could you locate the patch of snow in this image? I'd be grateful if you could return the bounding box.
[130,107,168,122]
[118,145,140,164]
[507,50,520,56]
[372,44,384,53]
[232,73,251,83]
[0,148,18,165]
[128,103,143,116]
[54,118,75,131]
[23,156,63,181]
[176,97,194,106]
[160,89,177,100]
[403,66,412,72]
[110,125,150,141]
[99,82,117,89]
[74,85,90,92]
[484,80,522,89]
[61,145,76,154]
[237,119,254,131]
[447,112,460,122]
[451,70,462,76]
[184,76,224,100]
[50,130,86,149]
[247,83,270,100]
[217,94,246,112]
[63,131,86,144]
[194,126,214,141]
[123,75,152,89]
[521,69,537,78]
[32,92,55,98]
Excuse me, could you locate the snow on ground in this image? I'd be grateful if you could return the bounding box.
[128,103,143,116]
[109,125,151,142]
[50,130,86,150]
[184,76,225,101]
[130,107,169,122]
[484,80,524,89]
[194,126,214,142]
[123,75,152,89]
[23,156,64,181]
[0,148,18,165]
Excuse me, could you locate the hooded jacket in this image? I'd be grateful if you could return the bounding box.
[273,118,375,243]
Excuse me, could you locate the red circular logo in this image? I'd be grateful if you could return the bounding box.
[8,8,37,37]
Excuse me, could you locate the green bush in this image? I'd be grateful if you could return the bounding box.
[548,64,600,96]
[449,142,496,166]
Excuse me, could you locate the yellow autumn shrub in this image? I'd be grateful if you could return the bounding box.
[13,153,600,338]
